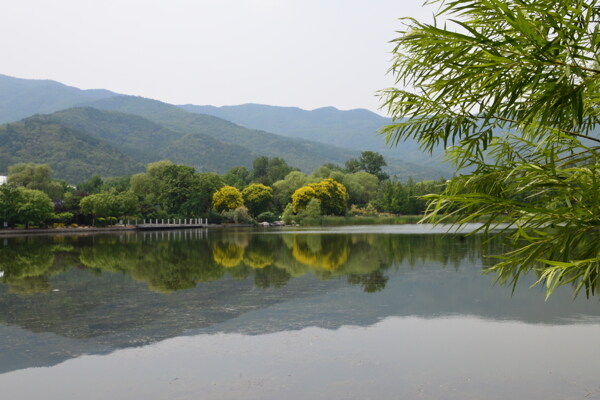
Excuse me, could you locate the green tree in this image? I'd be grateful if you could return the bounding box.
[80,191,139,221]
[8,163,64,200]
[0,185,23,227]
[380,0,600,296]
[344,152,389,180]
[223,166,250,189]
[212,186,244,213]
[251,156,297,185]
[15,188,54,227]
[272,171,309,211]
[77,175,103,194]
[242,183,273,216]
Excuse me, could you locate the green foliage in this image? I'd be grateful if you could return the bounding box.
[212,185,244,213]
[296,198,322,223]
[8,163,64,200]
[250,156,297,185]
[256,211,277,223]
[130,161,224,217]
[242,183,273,216]
[272,171,309,211]
[281,204,294,225]
[221,206,254,224]
[223,166,250,189]
[14,187,54,227]
[80,191,139,220]
[380,0,600,296]
[77,175,103,194]
[345,151,389,180]
[376,178,445,215]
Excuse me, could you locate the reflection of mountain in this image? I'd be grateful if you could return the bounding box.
[0,229,599,375]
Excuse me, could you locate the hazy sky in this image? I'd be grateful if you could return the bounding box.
[1,0,438,113]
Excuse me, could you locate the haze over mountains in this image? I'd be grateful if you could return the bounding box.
[0,74,448,183]
[181,103,439,165]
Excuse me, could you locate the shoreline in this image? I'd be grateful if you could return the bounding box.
[0,223,264,237]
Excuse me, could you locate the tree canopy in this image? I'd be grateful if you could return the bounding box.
[380,0,600,296]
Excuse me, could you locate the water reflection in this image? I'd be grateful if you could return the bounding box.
[0,227,598,376]
[1,229,495,294]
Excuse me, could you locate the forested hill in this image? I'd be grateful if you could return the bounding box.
[179,103,443,165]
[83,96,444,179]
[47,107,256,172]
[0,115,142,182]
[83,96,359,171]
[0,75,447,180]
[0,74,115,124]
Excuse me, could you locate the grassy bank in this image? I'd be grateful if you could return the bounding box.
[296,215,422,226]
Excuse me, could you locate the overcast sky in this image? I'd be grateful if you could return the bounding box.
[1,0,438,114]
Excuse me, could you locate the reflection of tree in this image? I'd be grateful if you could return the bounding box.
[254,265,291,289]
[0,228,502,296]
[291,235,350,271]
[79,237,224,293]
[213,242,245,268]
[347,270,388,293]
[0,238,72,293]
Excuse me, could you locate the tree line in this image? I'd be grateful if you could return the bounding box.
[0,152,445,228]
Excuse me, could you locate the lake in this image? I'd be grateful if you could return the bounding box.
[1,225,599,399]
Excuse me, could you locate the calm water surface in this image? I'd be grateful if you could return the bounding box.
[0,225,599,399]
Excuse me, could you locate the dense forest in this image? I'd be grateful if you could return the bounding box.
[0,152,444,228]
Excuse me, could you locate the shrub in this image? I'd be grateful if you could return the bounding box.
[256,211,277,223]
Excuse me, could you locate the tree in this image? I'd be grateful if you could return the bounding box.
[8,163,64,200]
[251,156,297,186]
[344,152,389,180]
[291,178,349,215]
[15,188,54,227]
[212,186,244,213]
[0,185,23,227]
[291,186,317,213]
[80,191,139,221]
[380,0,600,296]
[242,183,273,216]
[272,171,308,211]
[223,166,250,189]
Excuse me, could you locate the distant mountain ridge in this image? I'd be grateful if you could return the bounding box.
[0,74,115,124]
[180,103,445,166]
[0,74,447,181]
[82,96,444,179]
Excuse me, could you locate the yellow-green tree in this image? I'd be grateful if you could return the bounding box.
[242,183,273,216]
[291,178,348,215]
[212,185,244,212]
[291,185,317,213]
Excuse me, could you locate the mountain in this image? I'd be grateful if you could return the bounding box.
[83,96,444,179]
[0,75,446,180]
[0,74,115,124]
[47,107,256,172]
[0,115,143,182]
[179,103,444,165]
